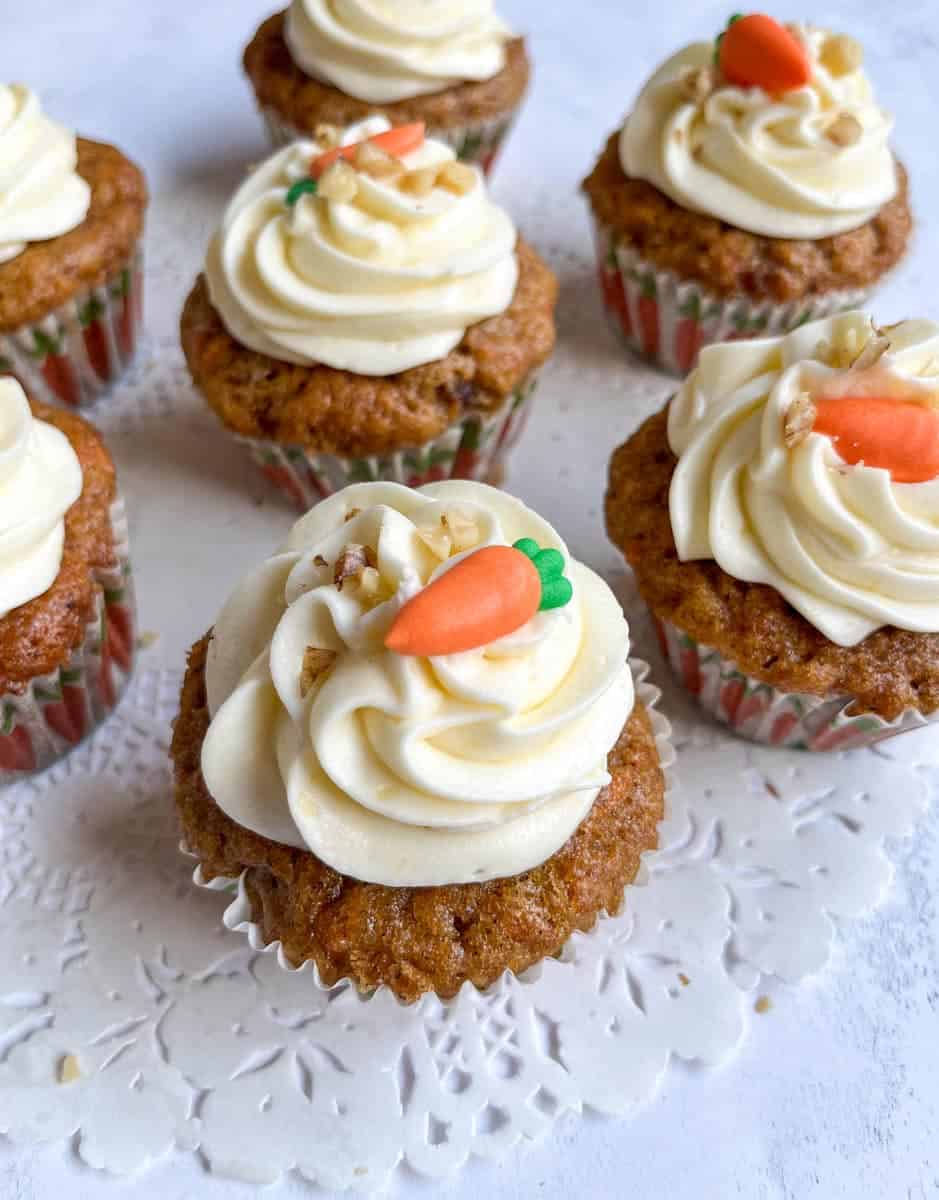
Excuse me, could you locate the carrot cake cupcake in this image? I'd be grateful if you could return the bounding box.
[607,312,939,751]
[0,84,147,408]
[583,16,911,375]
[244,0,529,173]
[0,378,135,780]
[181,118,556,510]
[172,480,666,1001]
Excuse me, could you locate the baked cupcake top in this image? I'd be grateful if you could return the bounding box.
[621,16,896,238]
[668,312,939,646]
[0,377,82,619]
[283,0,514,104]
[205,117,517,375]
[201,481,634,887]
[0,84,91,264]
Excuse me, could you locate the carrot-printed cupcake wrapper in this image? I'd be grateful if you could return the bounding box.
[260,106,519,176]
[0,246,144,410]
[237,372,539,511]
[654,616,937,752]
[0,496,136,783]
[590,219,870,377]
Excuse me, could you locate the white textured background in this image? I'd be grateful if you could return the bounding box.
[3,1,939,1197]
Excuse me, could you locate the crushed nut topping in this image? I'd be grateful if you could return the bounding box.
[850,332,890,369]
[300,647,337,697]
[400,166,438,196]
[58,1054,82,1084]
[343,507,361,523]
[438,161,476,195]
[784,391,818,448]
[313,554,328,568]
[681,65,715,104]
[318,159,359,202]
[441,509,478,552]
[357,566,383,600]
[314,123,343,149]
[826,112,863,147]
[417,526,452,560]
[354,140,403,180]
[334,543,376,590]
[820,34,863,77]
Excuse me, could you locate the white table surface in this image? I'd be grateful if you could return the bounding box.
[3,1,939,1197]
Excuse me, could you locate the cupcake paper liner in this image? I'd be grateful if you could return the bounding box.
[0,247,144,410]
[239,372,538,511]
[590,218,870,377]
[260,105,519,176]
[654,616,937,752]
[183,656,676,993]
[0,496,136,782]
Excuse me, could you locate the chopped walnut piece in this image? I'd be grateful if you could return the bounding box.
[313,554,328,568]
[343,507,361,523]
[58,1054,82,1084]
[826,112,863,147]
[820,34,863,76]
[334,543,377,590]
[318,160,359,202]
[355,141,403,180]
[681,65,715,104]
[418,525,452,560]
[357,566,383,601]
[301,647,337,697]
[439,162,476,195]
[441,509,479,552]
[314,123,343,149]
[851,332,890,369]
[400,166,439,196]
[784,392,818,448]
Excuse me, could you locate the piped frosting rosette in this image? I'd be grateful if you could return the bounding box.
[661,311,939,748]
[202,481,635,886]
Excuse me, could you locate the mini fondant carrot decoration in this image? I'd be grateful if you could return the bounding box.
[813,396,939,483]
[385,539,573,657]
[311,123,426,179]
[718,14,811,94]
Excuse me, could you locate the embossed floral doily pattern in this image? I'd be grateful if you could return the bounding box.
[0,636,934,1189]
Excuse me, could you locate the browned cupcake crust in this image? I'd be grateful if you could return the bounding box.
[180,239,557,456]
[583,134,912,304]
[0,138,147,331]
[172,634,665,1003]
[244,11,530,132]
[0,400,116,694]
[606,407,939,721]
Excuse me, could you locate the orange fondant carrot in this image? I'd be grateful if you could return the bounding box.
[385,545,542,657]
[719,14,811,94]
[813,396,939,483]
[311,123,426,178]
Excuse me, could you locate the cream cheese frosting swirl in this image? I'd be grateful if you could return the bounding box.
[204,117,518,374]
[0,378,83,619]
[621,25,897,239]
[0,84,91,265]
[668,313,939,647]
[284,0,513,104]
[202,481,635,887]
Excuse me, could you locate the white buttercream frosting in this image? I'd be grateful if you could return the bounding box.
[284,0,513,104]
[202,481,635,886]
[0,378,83,619]
[204,117,518,375]
[668,312,939,647]
[621,25,897,239]
[0,84,91,265]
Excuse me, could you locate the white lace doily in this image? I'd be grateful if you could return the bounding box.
[0,617,933,1189]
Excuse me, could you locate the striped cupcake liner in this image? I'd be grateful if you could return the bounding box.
[654,616,937,752]
[590,218,870,377]
[0,496,136,782]
[238,372,538,511]
[0,246,144,409]
[259,106,519,176]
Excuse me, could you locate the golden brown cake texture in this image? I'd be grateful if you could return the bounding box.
[180,239,558,456]
[244,11,530,132]
[605,407,939,721]
[0,400,117,694]
[583,134,912,304]
[0,138,148,331]
[172,634,665,1003]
